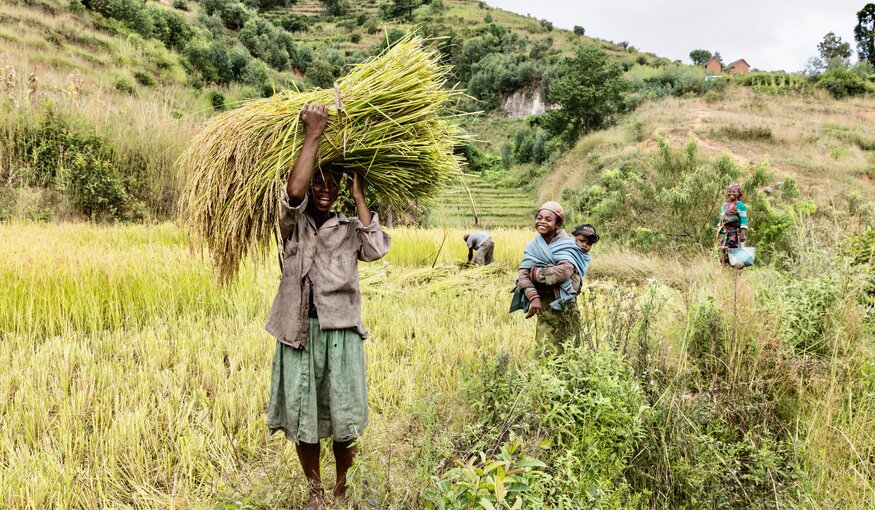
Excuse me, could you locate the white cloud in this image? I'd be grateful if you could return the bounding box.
[486,0,864,71]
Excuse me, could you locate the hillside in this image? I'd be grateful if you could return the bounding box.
[0,0,678,222]
[2,1,875,509]
[542,87,875,208]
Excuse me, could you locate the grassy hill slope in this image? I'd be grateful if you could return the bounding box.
[541,87,875,209]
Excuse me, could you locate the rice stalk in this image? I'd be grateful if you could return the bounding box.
[178,33,467,282]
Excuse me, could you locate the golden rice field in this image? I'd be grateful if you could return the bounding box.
[2,223,873,509]
[0,223,550,508]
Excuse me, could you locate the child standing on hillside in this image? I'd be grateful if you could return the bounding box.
[511,202,589,355]
[717,183,748,265]
[264,104,391,510]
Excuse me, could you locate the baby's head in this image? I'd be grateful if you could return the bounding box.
[572,224,599,254]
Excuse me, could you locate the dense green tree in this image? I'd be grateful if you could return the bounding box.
[817,32,852,65]
[689,49,712,65]
[573,25,585,36]
[238,18,296,70]
[855,3,875,66]
[543,44,628,145]
[466,53,539,109]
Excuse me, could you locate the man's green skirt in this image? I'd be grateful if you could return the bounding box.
[268,319,368,444]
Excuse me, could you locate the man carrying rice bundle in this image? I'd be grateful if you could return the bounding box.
[264,104,390,509]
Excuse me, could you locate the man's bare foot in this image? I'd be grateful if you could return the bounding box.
[303,493,324,510]
[333,488,348,508]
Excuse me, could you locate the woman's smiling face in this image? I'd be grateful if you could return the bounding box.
[535,210,559,236]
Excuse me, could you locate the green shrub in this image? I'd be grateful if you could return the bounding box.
[277,13,309,32]
[508,125,556,165]
[713,125,773,141]
[113,77,136,94]
[132,70,155,86]
[172,0,187,10]
[183,39,251,84]
[350,32,361,43]
[238,17,296,71]
[305,58,339,88]
[818,67,872,98]
[63,152,131,219]
[466,53,539,109]
[564,137,812,261]
[456,142,503,175]
[200,0,252,29]
[207,90,225,111]
[424,440,551,509]
[25,206,54,222]
[12,108,148,221]
[451,347,647,508]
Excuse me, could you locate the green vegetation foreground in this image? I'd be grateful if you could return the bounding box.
[1,223,873,509]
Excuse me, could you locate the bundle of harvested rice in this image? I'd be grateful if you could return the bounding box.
[179,33,466,281]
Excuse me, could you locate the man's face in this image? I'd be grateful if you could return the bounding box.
[310,172,340,212]
[575,234,592,253]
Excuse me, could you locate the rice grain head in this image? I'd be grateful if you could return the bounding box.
[178,33,468,282]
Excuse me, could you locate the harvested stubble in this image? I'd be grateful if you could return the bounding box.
[179,34,466,281]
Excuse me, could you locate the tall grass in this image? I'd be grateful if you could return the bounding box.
[1,222,872,508]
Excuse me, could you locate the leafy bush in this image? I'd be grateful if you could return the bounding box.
[148,5,194,50]
[456,142,504,175]
[448,346,647,508]
[200,0,252,29]
[183,39,251,84]
[208,90,225,111]
[113,77,136,94]
[712,125,773,141]
[627,66,725,106]
[305,59,339,88]
[13,109,146,220]
[276,13,309,32]
[506,125,556,165]
[132,70,155,86]
[562,137,818,260]
[172,0,187,10]
[81,0,194,51]
[466,54,539,109]
[737,71,809,95]
[238,17,297,70]
[424,440,551,509]
[817,66,873,98]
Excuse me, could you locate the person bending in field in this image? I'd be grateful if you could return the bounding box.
[717,183,748,266]
[264,103,391,510]
[511,202,589,355]
[464,230,494,265]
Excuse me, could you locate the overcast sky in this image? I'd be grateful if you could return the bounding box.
[486,1,867,71]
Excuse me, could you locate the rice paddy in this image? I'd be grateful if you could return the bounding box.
[0,222,539,508]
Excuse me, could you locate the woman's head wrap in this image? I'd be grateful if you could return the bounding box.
[538,201,565,222]
[727,183,743,199]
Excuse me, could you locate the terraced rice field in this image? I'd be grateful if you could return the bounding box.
[425,173,535,228]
